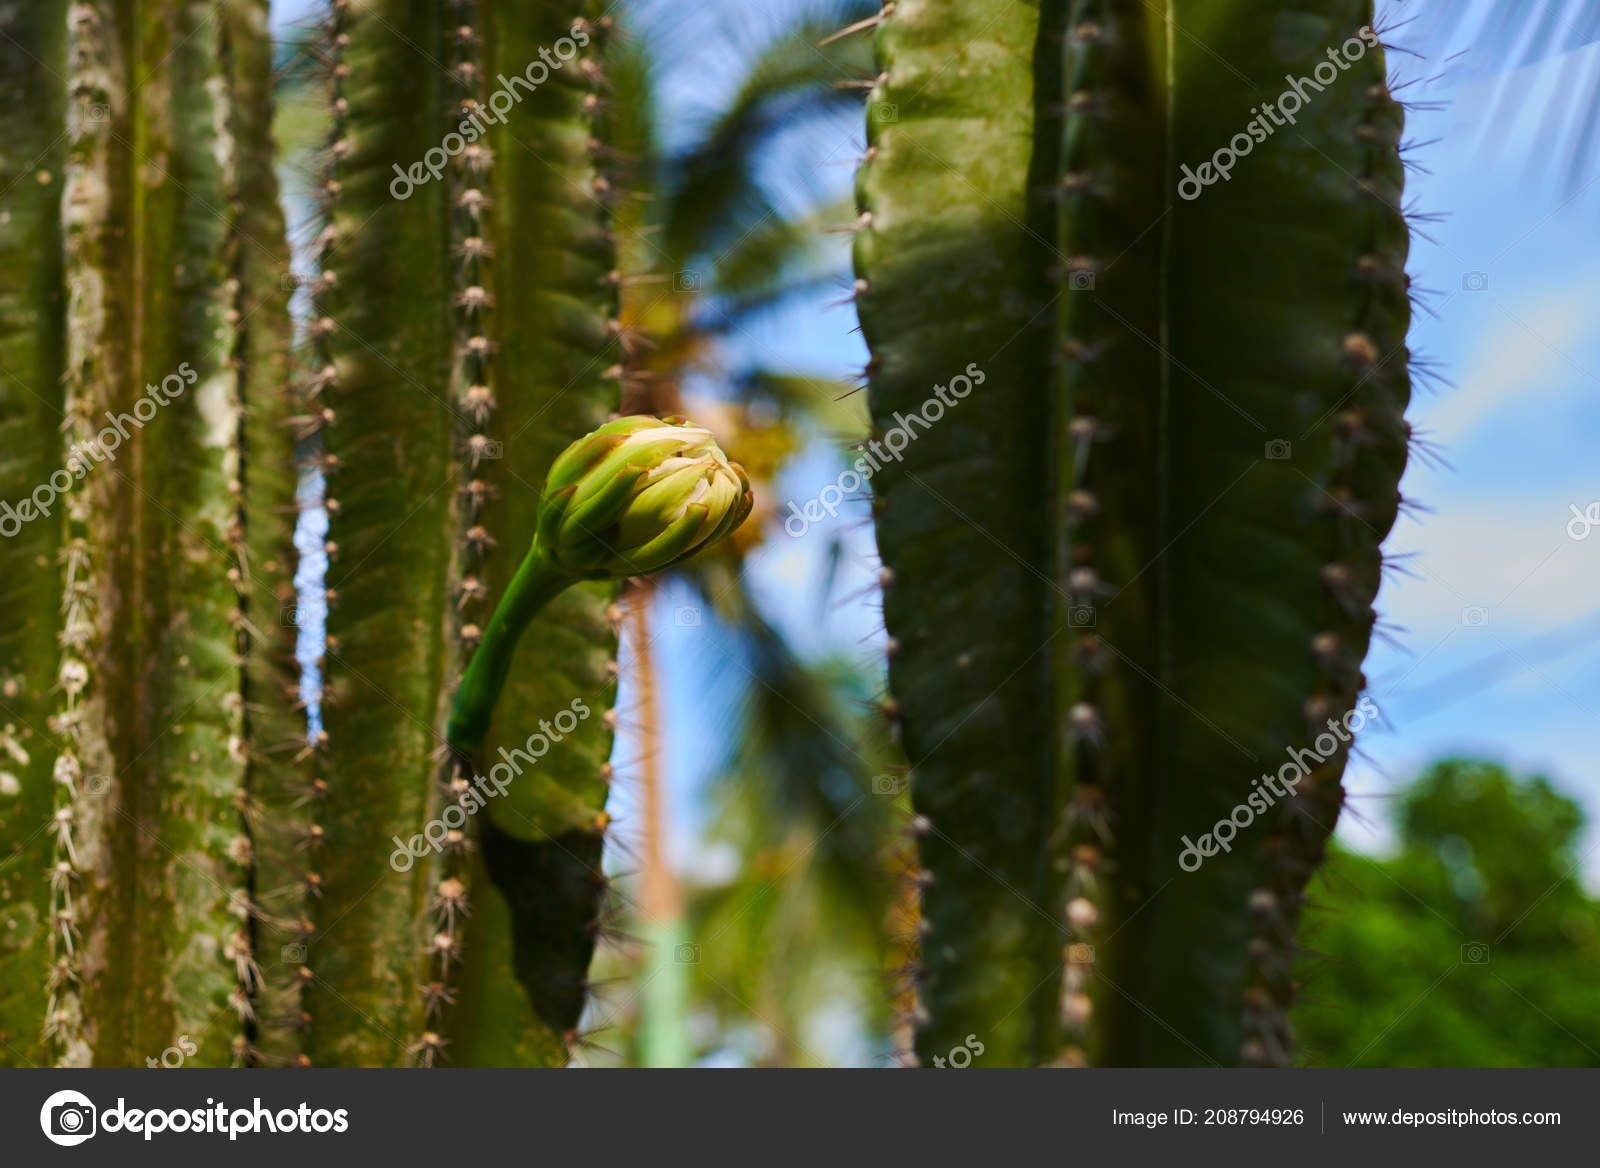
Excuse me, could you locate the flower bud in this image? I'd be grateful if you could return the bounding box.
[537,415,753,579]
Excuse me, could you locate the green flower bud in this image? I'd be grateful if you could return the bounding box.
[537,415,753,579]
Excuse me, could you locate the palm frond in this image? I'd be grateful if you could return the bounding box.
[657,0,877,266]
[1400,0,1600,191]
[704,196,858,326]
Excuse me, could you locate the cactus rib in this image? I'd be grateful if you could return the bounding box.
[854,0,1063,1067]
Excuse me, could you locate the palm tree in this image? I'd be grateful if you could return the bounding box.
[575,0,905,1065]
[1414,0,1600,188]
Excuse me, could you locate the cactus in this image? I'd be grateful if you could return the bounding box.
[0,0,298,1066]
[287,2,748,1067]
[283,0,631,1068]
[290,0,460,1069]
[0,0,741,1069]
[434,0,624,1067]
[1,0,1420,1070]
[854,0,1412,1066]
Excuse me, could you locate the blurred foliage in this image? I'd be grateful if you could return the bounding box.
[1296,758,1600,1067]
[678,570,903,1066]
[1406,0,1600,192]
[574,0,899,1067]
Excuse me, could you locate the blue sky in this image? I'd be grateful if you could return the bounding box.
[268,1,1600,874]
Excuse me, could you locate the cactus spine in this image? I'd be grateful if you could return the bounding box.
[855,0,1411,1066]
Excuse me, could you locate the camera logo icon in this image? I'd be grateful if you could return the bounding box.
[1461,271,1489,292]
[673,270,702,292]
[1461,942,1490,965]
[1264,439,1292,460]
[1461,606,1489,628]
[281,942,308,964]
[871,774,906,797]
[1067,604,1096,629]
[1068,270,1096,292]
[40,1089,97,1146]
[674,943,701,964]
[674,606,701,627]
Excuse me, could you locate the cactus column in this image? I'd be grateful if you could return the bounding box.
[0,0,297,1066]
[856,0,1410,1066]
[854,0,1063,1067]
[281,0,623,1067]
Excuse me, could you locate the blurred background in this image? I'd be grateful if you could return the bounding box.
[270,0,1600,1066]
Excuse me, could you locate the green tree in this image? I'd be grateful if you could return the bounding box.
[1296,759,1600,1067]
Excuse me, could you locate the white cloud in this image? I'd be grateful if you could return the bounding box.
[1418,288,1595,446]
[1381,499,1600,636]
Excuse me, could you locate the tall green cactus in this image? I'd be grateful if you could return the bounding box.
[281,0,626,1067]
[0,0,297,1066]
[1,0,1417,1071]
[855,0,1411,1066]
[289,0,458,1069]
[445,0,623,1067]
[0,0,634,1068]
[853,0,1062,1067]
